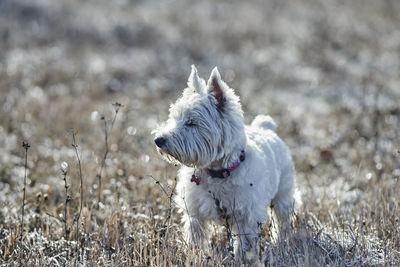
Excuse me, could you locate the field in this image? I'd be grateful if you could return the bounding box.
[0,0,399,265]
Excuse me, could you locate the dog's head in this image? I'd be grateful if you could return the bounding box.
[153,65,246,168]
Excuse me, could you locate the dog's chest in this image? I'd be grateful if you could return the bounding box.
[202,182,240,221]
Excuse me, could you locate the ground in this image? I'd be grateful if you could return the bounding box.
[0,0,399,266]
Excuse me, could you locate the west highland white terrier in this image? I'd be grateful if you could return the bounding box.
[153,65,298,259]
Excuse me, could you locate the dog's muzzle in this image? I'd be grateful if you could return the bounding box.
[154,137,167,149]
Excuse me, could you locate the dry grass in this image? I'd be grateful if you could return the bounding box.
[0,0,399,266]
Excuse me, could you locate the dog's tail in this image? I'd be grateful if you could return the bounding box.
[251,115,277,132]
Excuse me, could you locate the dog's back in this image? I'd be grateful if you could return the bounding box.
[247,115,296,226]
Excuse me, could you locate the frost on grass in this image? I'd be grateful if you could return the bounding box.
[0,0,400,265]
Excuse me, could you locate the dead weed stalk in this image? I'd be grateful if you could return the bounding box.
[72,132,84,263]
[96,102,123,204]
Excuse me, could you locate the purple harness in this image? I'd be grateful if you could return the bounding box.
[191,150,246,185]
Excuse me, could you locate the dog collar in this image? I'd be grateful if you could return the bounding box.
[191,150,246,185]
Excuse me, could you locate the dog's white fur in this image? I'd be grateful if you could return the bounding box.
[153,65,297,257]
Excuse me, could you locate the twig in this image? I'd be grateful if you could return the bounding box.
[149,174,180,256]
[20,141,30,242]
[148,175,170,196]
[72,132,83,262]
[61,161,70,265]
[96,102,122,204]
[163,177,177,246]
[61,162,70,240]
[19,141,30,264]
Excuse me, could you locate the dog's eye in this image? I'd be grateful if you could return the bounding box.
[185,120,196,127]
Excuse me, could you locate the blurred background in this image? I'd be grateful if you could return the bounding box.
[0,0,399,265]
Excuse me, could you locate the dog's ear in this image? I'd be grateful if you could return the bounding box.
[207,67,225,111]
[187,65,204,92]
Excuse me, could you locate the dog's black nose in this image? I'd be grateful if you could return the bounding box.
[154,137,166,148]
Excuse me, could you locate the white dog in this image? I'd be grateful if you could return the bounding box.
[153,65,297,258]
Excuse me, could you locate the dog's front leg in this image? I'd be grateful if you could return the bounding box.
[232,217,260,261]
[182,214,206,246]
